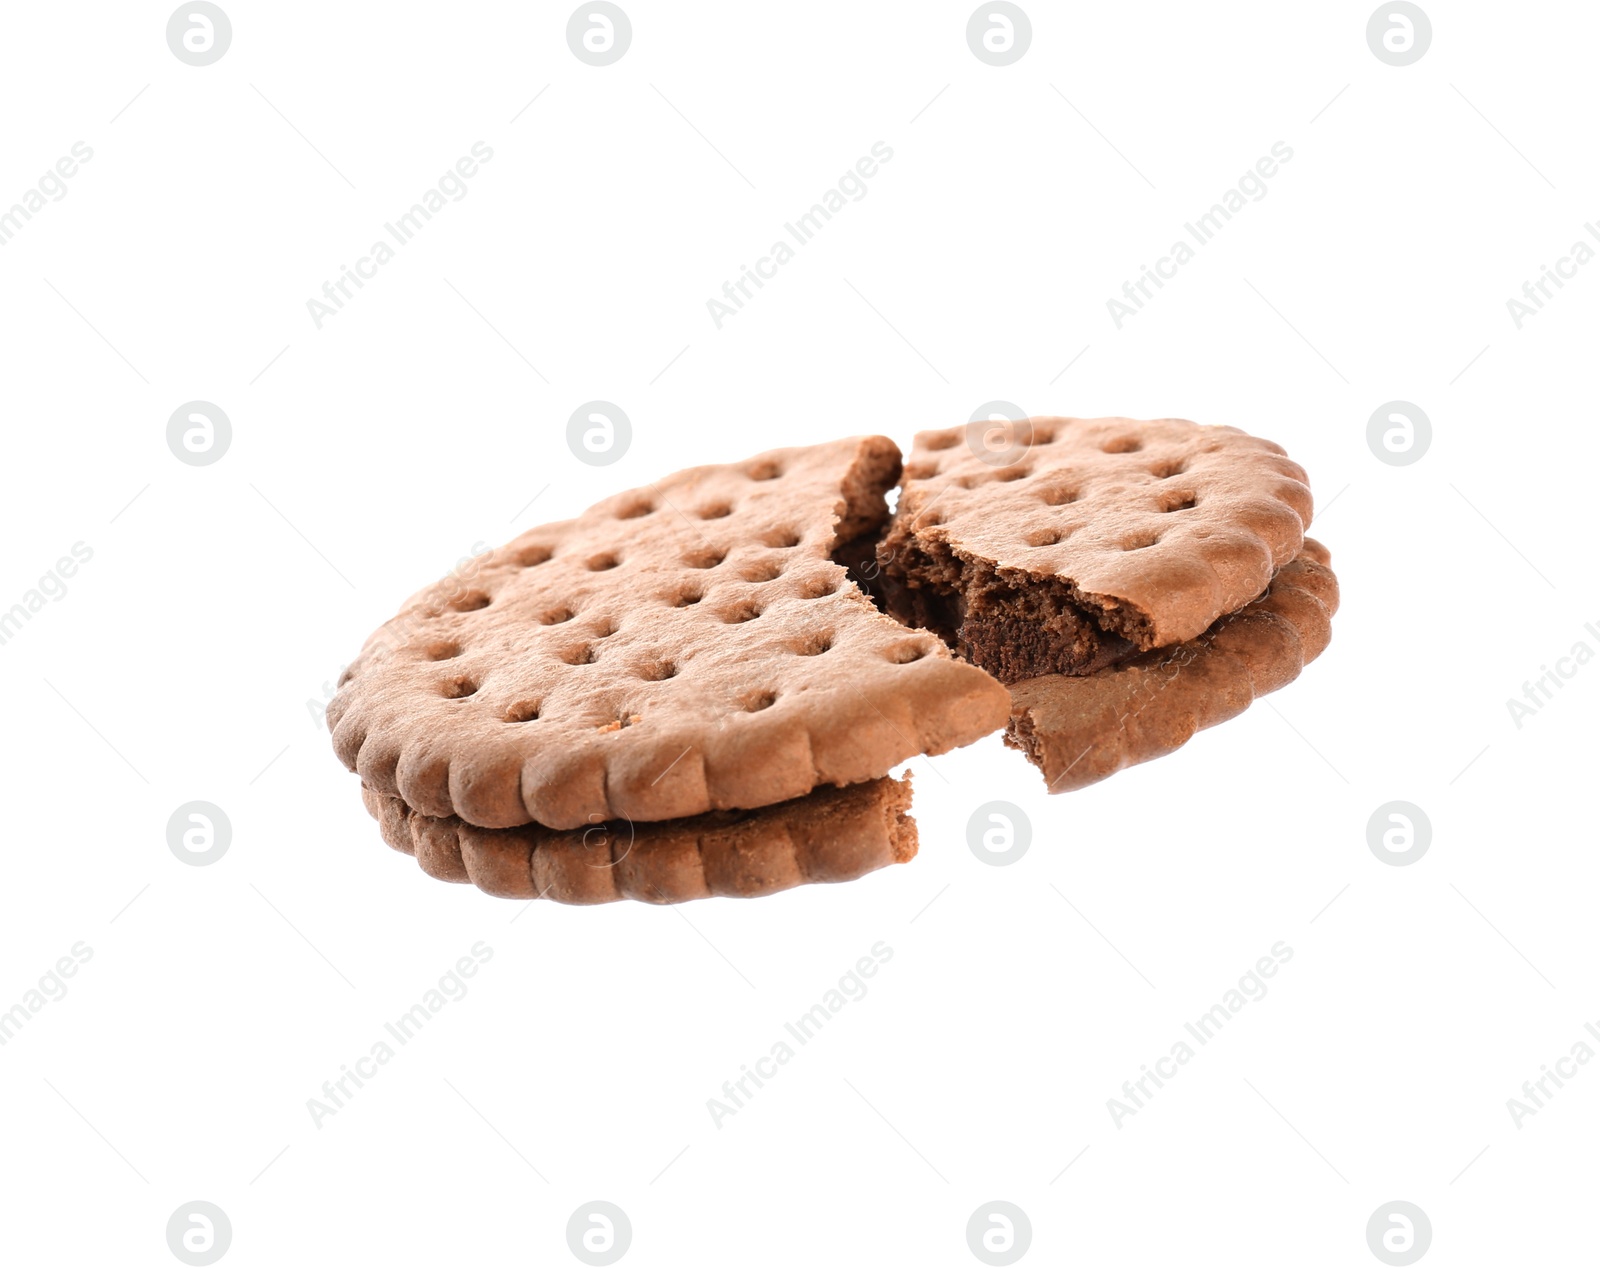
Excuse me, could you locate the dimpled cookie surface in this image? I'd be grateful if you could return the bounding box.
[329,436,1011,830]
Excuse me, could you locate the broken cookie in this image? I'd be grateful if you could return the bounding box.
[328,435,1009,832]
[327,435,1011,902]
[1005,540,1339,792]
[330,418,1337,901]
[880,416,1313,683]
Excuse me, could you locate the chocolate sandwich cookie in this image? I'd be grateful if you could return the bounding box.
[331,418,1338,901]
[879,416,1313,685]
[327,435,1010,855]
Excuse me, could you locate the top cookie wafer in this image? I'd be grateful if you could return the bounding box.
[887,417,1313,651]
[327,436,1011,832]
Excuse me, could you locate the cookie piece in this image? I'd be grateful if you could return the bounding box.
[1004,540,1338,792]
[362,775,917,905]
[881,417,1313,684]
[329,437,1011,831]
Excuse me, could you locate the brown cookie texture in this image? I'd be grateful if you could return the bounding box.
[329,436,1011,831]
[880,417,1313,683]
[361,775,917,905]
[1004,539,1338,793]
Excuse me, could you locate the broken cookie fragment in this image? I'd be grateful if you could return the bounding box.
[880,416,1313,684]
[328,434,1009,833]
[1004,541,1339,792]
[329,435,1008,902]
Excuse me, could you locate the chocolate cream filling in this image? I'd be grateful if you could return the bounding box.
[830,528,1138,686]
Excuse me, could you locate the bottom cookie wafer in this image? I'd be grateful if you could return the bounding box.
[361,774,917,905]
[1004,540,1339,793]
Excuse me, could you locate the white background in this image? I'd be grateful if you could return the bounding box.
[1,2,1596,1264]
